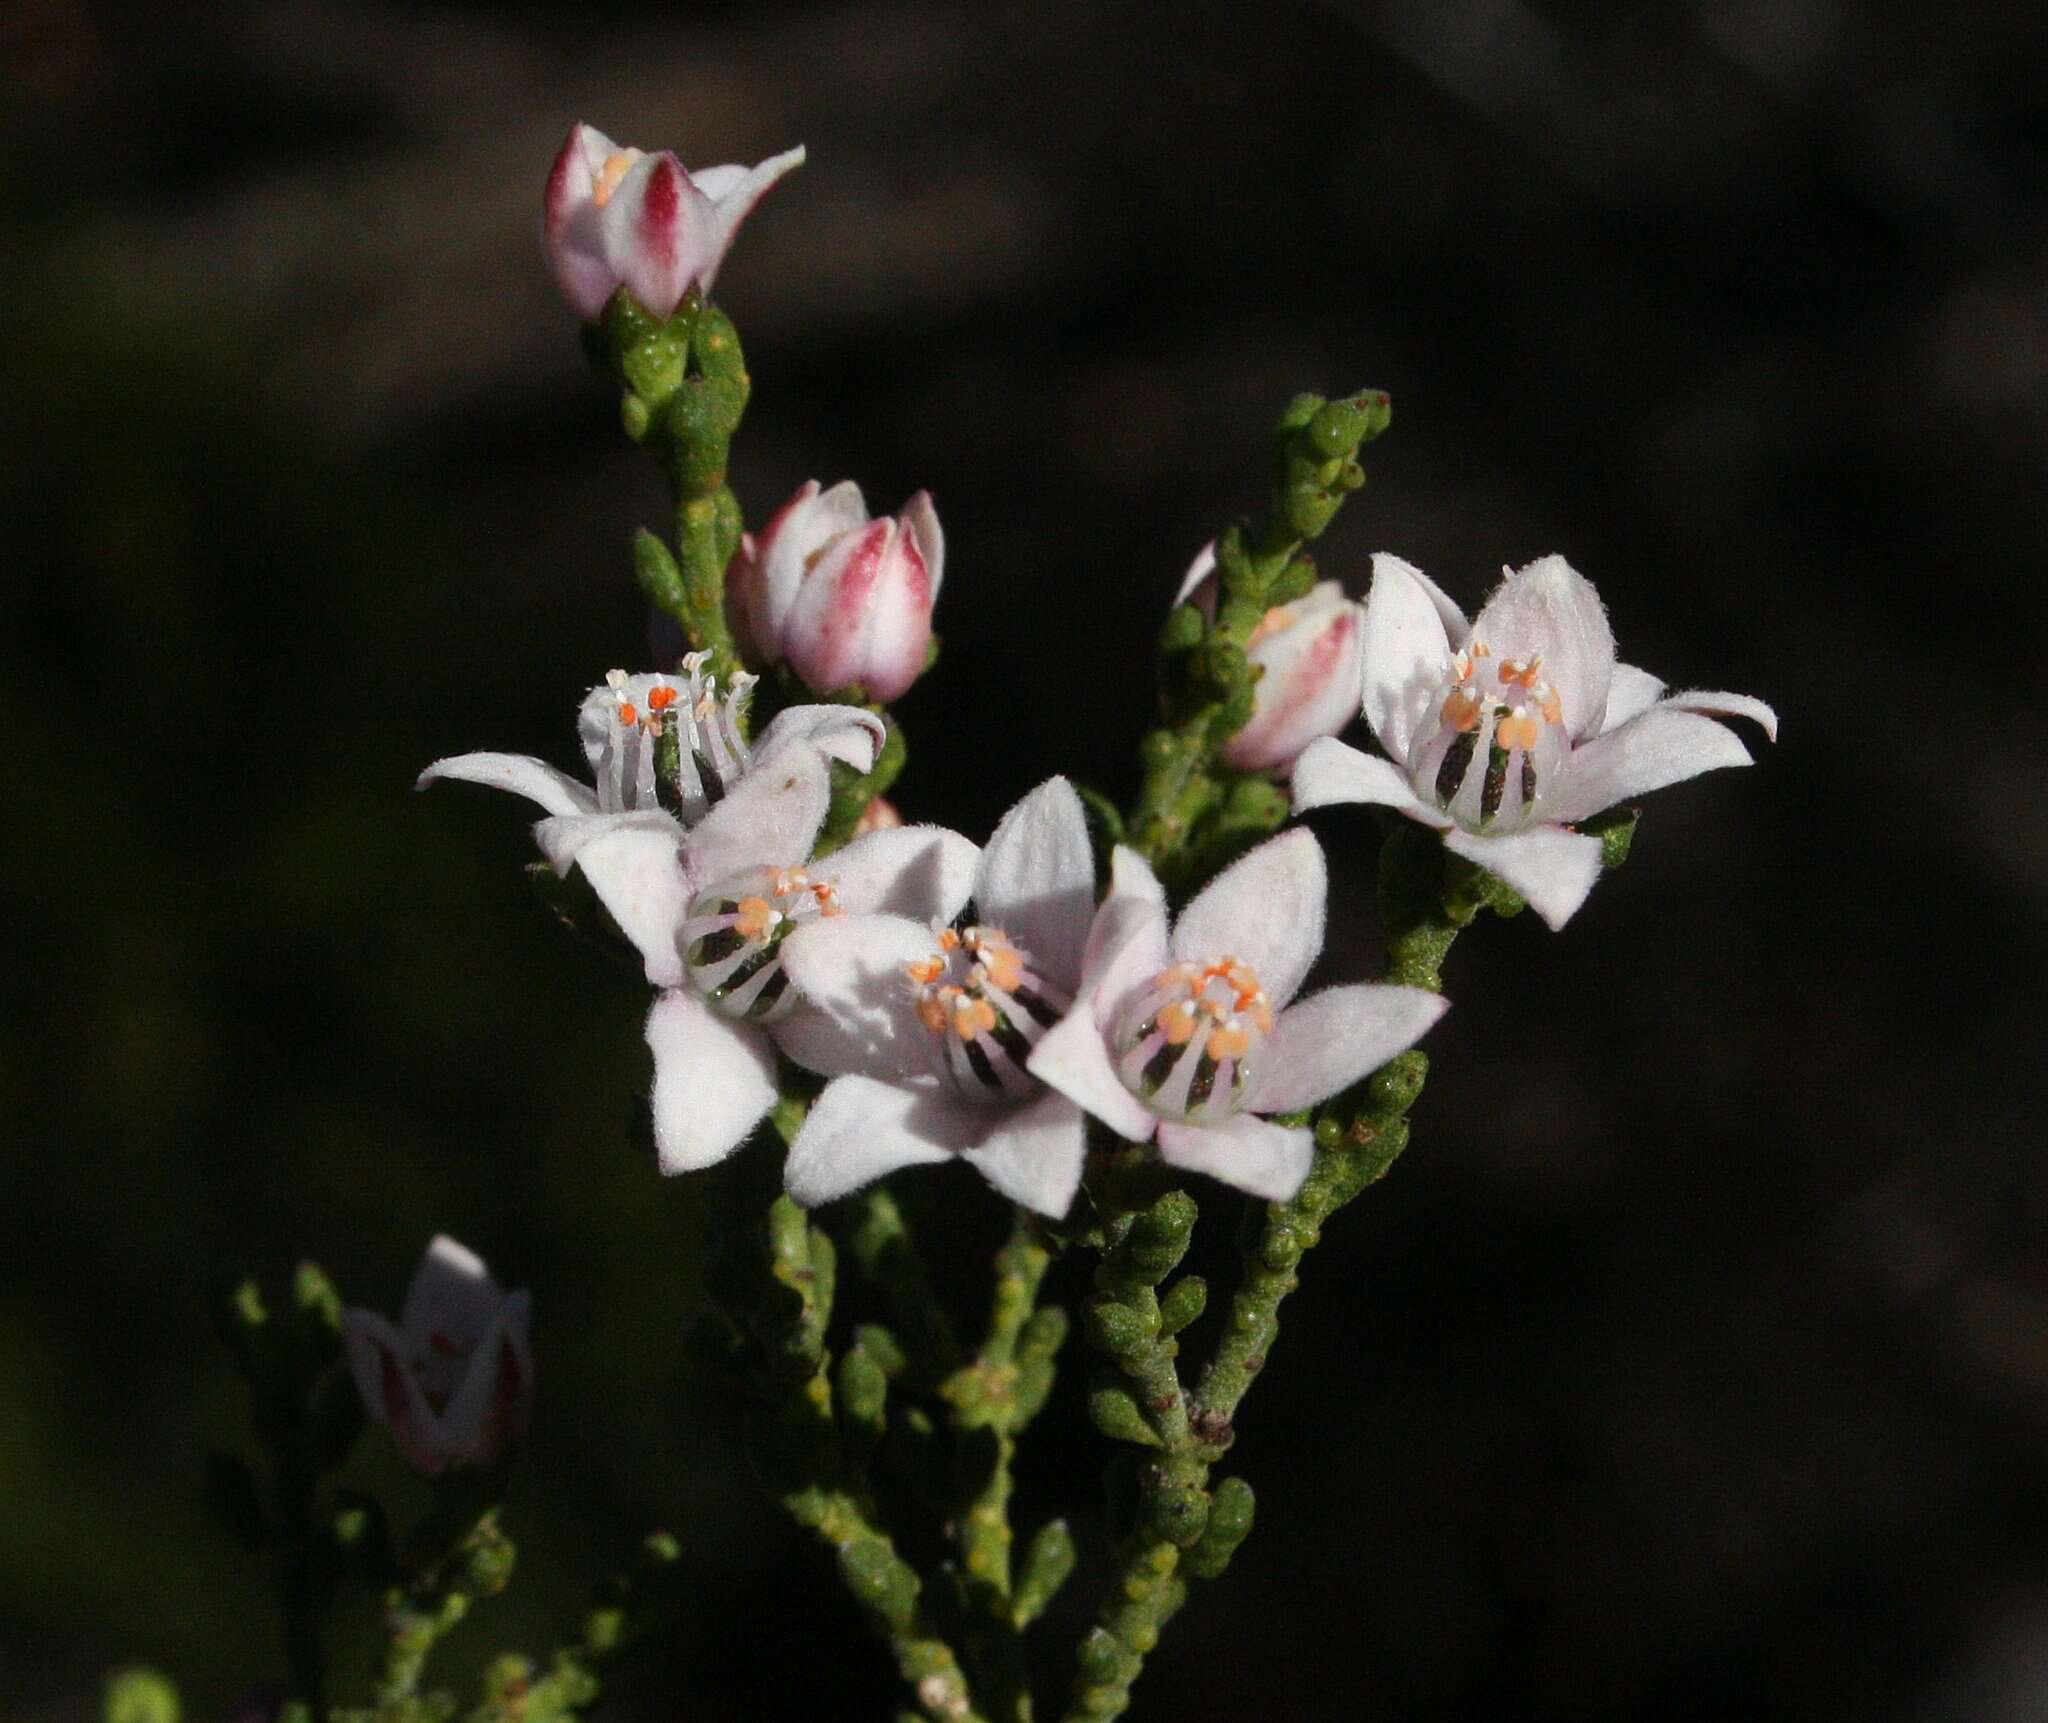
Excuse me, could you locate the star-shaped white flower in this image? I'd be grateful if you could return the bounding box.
[1026,830,1447,1203]
[421,663,976,1173]
[340,1235,534,1476]
[776,778,1100,1218]
[1292,554,1778,928]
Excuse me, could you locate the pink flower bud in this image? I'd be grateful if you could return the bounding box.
[340,1237,534,1475]
[543,123,805,321]
[1172,544,1365,773]
[730,481,943,702]
[853,795,904,836]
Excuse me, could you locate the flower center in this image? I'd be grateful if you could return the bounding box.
[590,148,642,209]
[592,655,758,823]
[904,926,1069,1104]
[684,866,841,1021]
[1412,641,1567,832]
[1111,958,1273,1123]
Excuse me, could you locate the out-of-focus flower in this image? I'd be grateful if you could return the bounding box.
[1293,555,1777,928]
[341,1237,534,1475]
[419,657,882,985]
[543,123,805,321]
[1173,543,1366,772]
[1029,831,1445,1202]
[777,779,1098,1218]
[728,481,943,702]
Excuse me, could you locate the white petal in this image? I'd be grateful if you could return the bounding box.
[1222,590,1365,773]
[961,1090,1090,1217]
[1171,828,1326,1009]
[975,778,1096,986]
[1027,1004,1158,1142]
[783,1074,977,1206]
[824,824,980,921]
[693,144,806,293]
[340,1309,451,1474]
[1547,706,1754,827]
[534,814,688,986]
[1289,738,1448,825]
[599,151,720,317]
[1172,540,1218,611]
[436,1290,535,1467]
[1156,1115,1316,1203]
[1658,688,1778,743]
[418,752,597,817]
[1468,555,1616,740]
[1248,985,1448,1114]
[1441,826,1604,931]
[751,703,887,774]
[399,1236,504,1347]
[646,989,779,1173]
[776,913,938,1081]
[1598,663,1666,734]
[901,489,945,603]
[542,124,623,321]
[1078,847,1170,1012]
[1360,554,1455,767]
[683,747,832,885]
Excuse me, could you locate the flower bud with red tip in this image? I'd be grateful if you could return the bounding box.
[729,481,943,701]
[1173,543,1366,773]
[543,123,805,321]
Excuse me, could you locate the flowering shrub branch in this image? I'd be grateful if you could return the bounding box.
[127,121,1776,1723]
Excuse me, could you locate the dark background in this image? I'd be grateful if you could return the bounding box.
[6,1,2045,1717]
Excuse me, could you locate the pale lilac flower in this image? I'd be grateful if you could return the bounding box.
[1292,554,1778,929]
[341,1236,534,1475]
[543,123,806,321]
[1028,831,1445,1203]
[728,481,943,702]
[421,661,975,1174]
[1174,543,1365,772]
[776,779,1099,1218]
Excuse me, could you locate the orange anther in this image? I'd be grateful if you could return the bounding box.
[616,702,638,727]
[1206,1024,1253,1062]
[1495,711,1541,752]
[646,684,679,711]
[980,943,1024,994]
[1248,604,1295,646]
[938,928,961,951]
[592,150,636,209]
[1540,690,1563,725]
[954,997,998,1040]
[906,956,946,985]
[1442,690,1483,732]
[917,994,951,1034]
[1158,1002,1197,1046]
[733,896,777,941]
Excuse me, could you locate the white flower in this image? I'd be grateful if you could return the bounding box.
[543,123,806,321]
[1027,830,1446,1203]
[341,1236,534,1475]
[420,656,883,986]
[421,660,976,1176]
[776,779,1100,1218]
[1292,554,1778,929]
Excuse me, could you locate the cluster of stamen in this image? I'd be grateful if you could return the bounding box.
[1112,958,1273,1124]
[684,866,841,1022]
[1417,641,1567,831]
[592,656,756,824]
[905,926,1068,1103]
